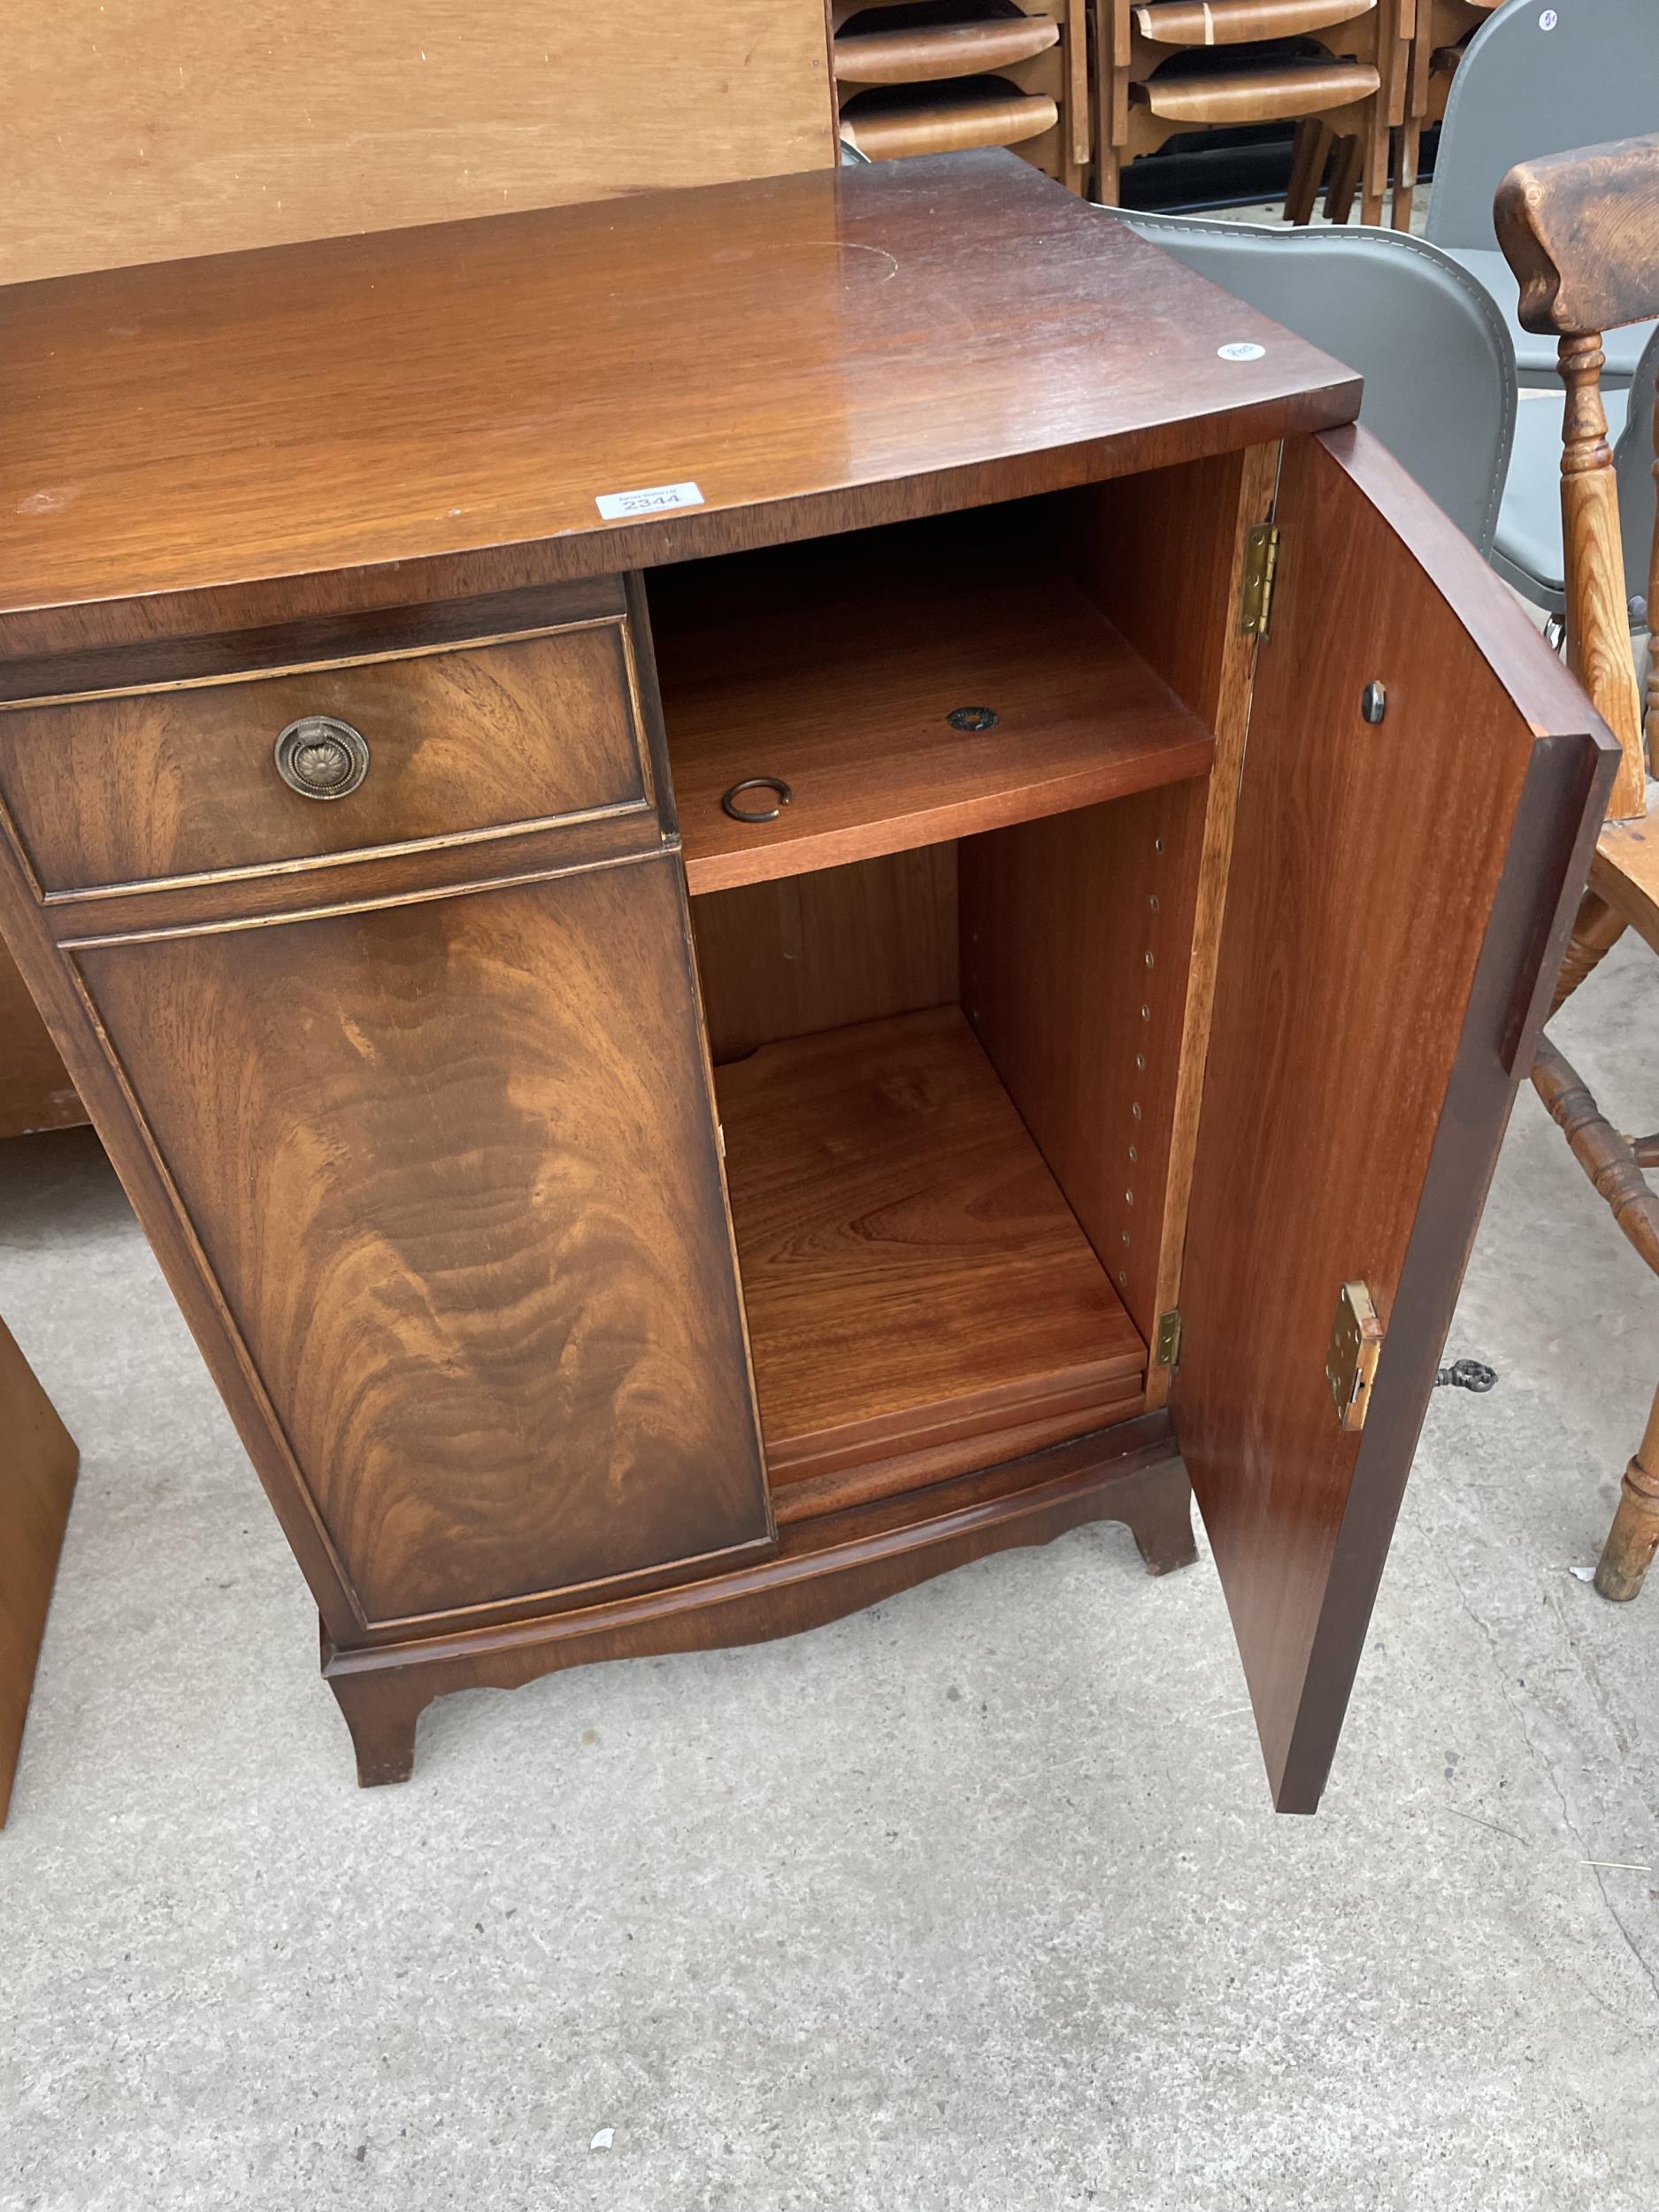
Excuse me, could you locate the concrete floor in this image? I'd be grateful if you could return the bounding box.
[1,933,1656,2209]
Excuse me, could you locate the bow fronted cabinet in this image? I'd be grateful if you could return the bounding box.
[0,156,1613,1808]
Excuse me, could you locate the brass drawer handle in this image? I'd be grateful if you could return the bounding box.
[274,715,371,800]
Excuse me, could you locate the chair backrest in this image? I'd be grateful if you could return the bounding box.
[1427,0,1659,256]
[1496,134,1659,822]
[1120,209,1514,556]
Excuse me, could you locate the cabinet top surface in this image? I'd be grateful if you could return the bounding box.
[0,152,1359,622]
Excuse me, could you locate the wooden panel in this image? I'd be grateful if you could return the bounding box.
[653,556,1214,895]
[0,1,837,286]
[1066,443,1281,1405]
[0,620,647,895]
[717,1007,1146,1494]
[1177,427,1617,1813]
[961,784,1204,1342]
[0,154,1362,650]
[0,1318,78,1824]
[0,952,83,1137]
[692,849,959,1065]
[74,856,771,1632]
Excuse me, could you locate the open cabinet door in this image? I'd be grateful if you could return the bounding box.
[1175,426,1618,1814]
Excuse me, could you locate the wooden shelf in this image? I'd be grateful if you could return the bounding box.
[653,553,1215,896]
[716,1006,1147,1522]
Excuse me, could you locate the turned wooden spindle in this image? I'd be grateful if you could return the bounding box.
[1648,364,1659,773]
[1549,887,1627,1014]
[1558,333,1649,820]
[1596,1386,1659,1601]
[1532,1040,1659,1271]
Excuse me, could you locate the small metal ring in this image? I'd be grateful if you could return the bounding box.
[947,706,999,733]
[274,715,371,801]
[721,775,793,824]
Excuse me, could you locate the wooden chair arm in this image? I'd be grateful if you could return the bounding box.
[1494,133,1659,339]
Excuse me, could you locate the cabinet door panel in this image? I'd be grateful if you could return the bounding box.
[75,855,771,1632]
[1177,427,1617,1813]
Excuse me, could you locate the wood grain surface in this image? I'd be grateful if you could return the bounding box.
[961,782,1204,1344]
[1133,0,1376,42]
[1174,426,1616,1813]
[74,856,771,1632]
[0,621,649,895]
[1133,58,1379,124]
[833,18,1061,85]
[692,849,959,1066]
[0,153,1361,645]
[0,1318,79,1824]
[839,91,1061,160]
[0,0,837,286]
[651,539,1215,895]
[1063,445,1282,1400]
[0,954,83,1137]
[716,1006,1146,1491]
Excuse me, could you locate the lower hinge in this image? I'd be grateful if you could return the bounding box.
[1238,522,1280,640]
[1326,1280,1384,1431]
[1154,1308,1183,1369]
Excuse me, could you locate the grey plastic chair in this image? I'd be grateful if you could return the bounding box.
[1425,0,1659,388]
[1118,209,1515,557]
[1493,323,1659,613]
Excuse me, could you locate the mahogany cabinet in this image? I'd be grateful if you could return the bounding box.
[0,153,1613,1809]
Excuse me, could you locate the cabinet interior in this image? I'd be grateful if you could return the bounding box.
[644,488,1223,1520]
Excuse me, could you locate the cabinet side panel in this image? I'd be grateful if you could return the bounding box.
[959,784,1202,1343]
[74,858,771,1631]
[1064,442,1281,1398]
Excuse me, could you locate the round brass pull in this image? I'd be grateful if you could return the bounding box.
[273,716,371,801]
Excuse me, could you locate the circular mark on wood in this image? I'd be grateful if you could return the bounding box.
[947,707,1000,732]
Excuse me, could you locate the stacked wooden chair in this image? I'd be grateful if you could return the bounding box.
[833,1,1089,194]
[1495,135,1659,1601]
[1392,0,1502,229]
[1093,1,1409,224]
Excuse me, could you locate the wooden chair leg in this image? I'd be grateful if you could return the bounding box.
[1550,890,1628,1014]
[1286,119,1331,226]
[1324,133,1363,226]
[1391,116,1421,230]
[1360,96,1388,227]
[1595,1383,1659,1601]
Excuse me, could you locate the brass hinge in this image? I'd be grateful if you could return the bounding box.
[1154,1308,1183,1369]
[1238,523,1280,640]
[1326,1281,1384,1431]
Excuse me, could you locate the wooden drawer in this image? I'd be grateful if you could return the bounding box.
[0,617,652,896]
